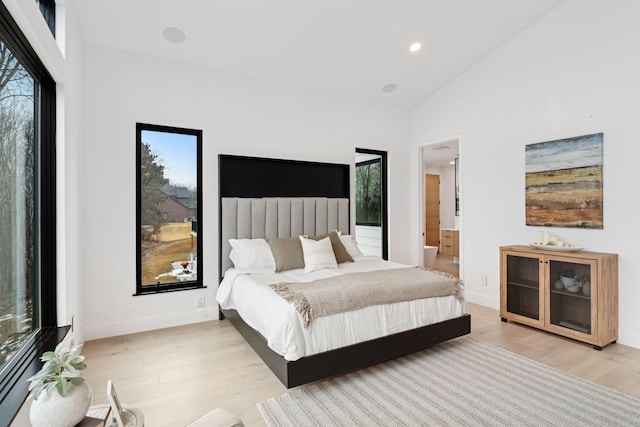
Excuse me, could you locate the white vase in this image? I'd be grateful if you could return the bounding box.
[30,382,92,427]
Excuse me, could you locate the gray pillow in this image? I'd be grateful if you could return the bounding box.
[311,231,354,263]
[267,237,305,272]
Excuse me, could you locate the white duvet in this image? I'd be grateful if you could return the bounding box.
[216,256,465,361]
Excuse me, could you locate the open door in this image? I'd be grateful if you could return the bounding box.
[425,174,440,248]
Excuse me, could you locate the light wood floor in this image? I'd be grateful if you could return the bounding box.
[432,254,459,277]
[82,302,640,427]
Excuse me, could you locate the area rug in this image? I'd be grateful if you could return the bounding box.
[257,338,640,426]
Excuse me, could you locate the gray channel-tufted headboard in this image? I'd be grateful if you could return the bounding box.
[220,197,350,274]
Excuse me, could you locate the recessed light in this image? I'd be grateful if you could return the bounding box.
[409,42,422,53]
[163,27,186,44]
[449,161,455,165]
[382,83,398,93]
[430,145,450,151]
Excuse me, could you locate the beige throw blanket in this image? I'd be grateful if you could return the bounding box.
[270,267,464,328]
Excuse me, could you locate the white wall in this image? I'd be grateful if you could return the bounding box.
[410,0,640,348]
[81,45,411,339]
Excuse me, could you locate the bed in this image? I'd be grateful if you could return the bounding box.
[217,155,470,388]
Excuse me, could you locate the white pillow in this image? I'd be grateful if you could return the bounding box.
[299,236,338,273]
[338,234,363,257]
[229,238,276,273]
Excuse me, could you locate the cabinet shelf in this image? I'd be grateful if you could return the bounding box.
[507,280,538,290]
[500,245,617,349]
[550,288,590,300]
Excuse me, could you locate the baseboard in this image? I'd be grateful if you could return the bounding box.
[84,308,218,341]
[618,328,640,350]
[465,291,499,310]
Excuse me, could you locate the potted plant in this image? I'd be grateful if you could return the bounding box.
[27,340,92,427]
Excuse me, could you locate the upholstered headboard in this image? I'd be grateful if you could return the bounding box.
[219,155,350,279]
[220,197,349,273]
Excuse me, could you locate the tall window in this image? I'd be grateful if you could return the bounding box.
[355,157,382,226]
[136,123,203,295]
[355,148,388,260]
[0,2,58,424]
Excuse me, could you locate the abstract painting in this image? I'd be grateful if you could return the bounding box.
[525,133,603,229]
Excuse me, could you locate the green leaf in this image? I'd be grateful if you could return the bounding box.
[56,378,67,397]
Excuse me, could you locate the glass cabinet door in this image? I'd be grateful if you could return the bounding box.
[505,254,542,321]
[548,258,594,335]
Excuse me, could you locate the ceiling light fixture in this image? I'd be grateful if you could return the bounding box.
[409,42,422,53]
[430,145,450,151]
[449,161,455,165]
[382,83,398,93]
[163,27,186,44]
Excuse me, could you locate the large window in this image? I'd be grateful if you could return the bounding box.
[136,123,203,295]
[355,157,382,226]
[355,148,388,260]
[0,2,60,425]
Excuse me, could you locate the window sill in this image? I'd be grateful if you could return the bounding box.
[134,283,206,296]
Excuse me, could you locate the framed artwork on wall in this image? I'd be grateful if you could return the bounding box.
[525,133,603,229]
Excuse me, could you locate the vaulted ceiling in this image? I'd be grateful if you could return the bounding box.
[74,0,564,108]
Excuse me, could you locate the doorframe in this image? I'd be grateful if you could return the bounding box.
[418,136,463,274]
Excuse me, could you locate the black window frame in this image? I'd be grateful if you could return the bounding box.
[135,123,204,295]
[0,2,64,425]
[355,148,388,260]
[36,0,55,36]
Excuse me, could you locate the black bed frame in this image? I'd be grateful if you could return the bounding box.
[218,154,471,388]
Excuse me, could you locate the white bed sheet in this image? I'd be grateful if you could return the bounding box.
[216,256,465,361]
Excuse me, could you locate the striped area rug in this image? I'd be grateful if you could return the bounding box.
[257,338,640,426]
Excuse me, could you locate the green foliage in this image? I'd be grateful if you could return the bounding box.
[356,160,381,225]
[140,142,168,234]
[27,340,87,400]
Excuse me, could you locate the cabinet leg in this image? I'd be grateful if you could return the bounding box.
[594,345,603,351]
[501,317,508,323]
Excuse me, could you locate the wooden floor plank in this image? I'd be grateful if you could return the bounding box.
[82,302,640,427]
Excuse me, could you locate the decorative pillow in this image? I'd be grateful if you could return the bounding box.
[310,231,353,263]
[267,237,305,272]
[228,238,276,273]
[299,236,338,273]
[338,233,364,257]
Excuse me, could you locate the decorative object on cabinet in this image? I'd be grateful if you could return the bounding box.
[525,133,603,229]
[530,230,582,251]
[500,245,617,350]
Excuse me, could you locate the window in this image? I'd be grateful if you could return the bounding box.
[355,157,382,226]
[136,123,203,295]
[355,148,388,260]
[0,2,60,425]
[36,0,55,36]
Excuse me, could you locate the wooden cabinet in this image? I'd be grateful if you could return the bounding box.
[500,245,618,350]
[441,230,459,256]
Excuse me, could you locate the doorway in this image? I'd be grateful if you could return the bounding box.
[425,174,440,247]
[419,139,460,277]
[355,148,388,260]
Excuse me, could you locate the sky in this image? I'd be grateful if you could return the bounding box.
[141,130,197,189]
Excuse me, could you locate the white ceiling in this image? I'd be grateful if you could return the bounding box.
[73,0,564,109]
[422,140,459,167]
